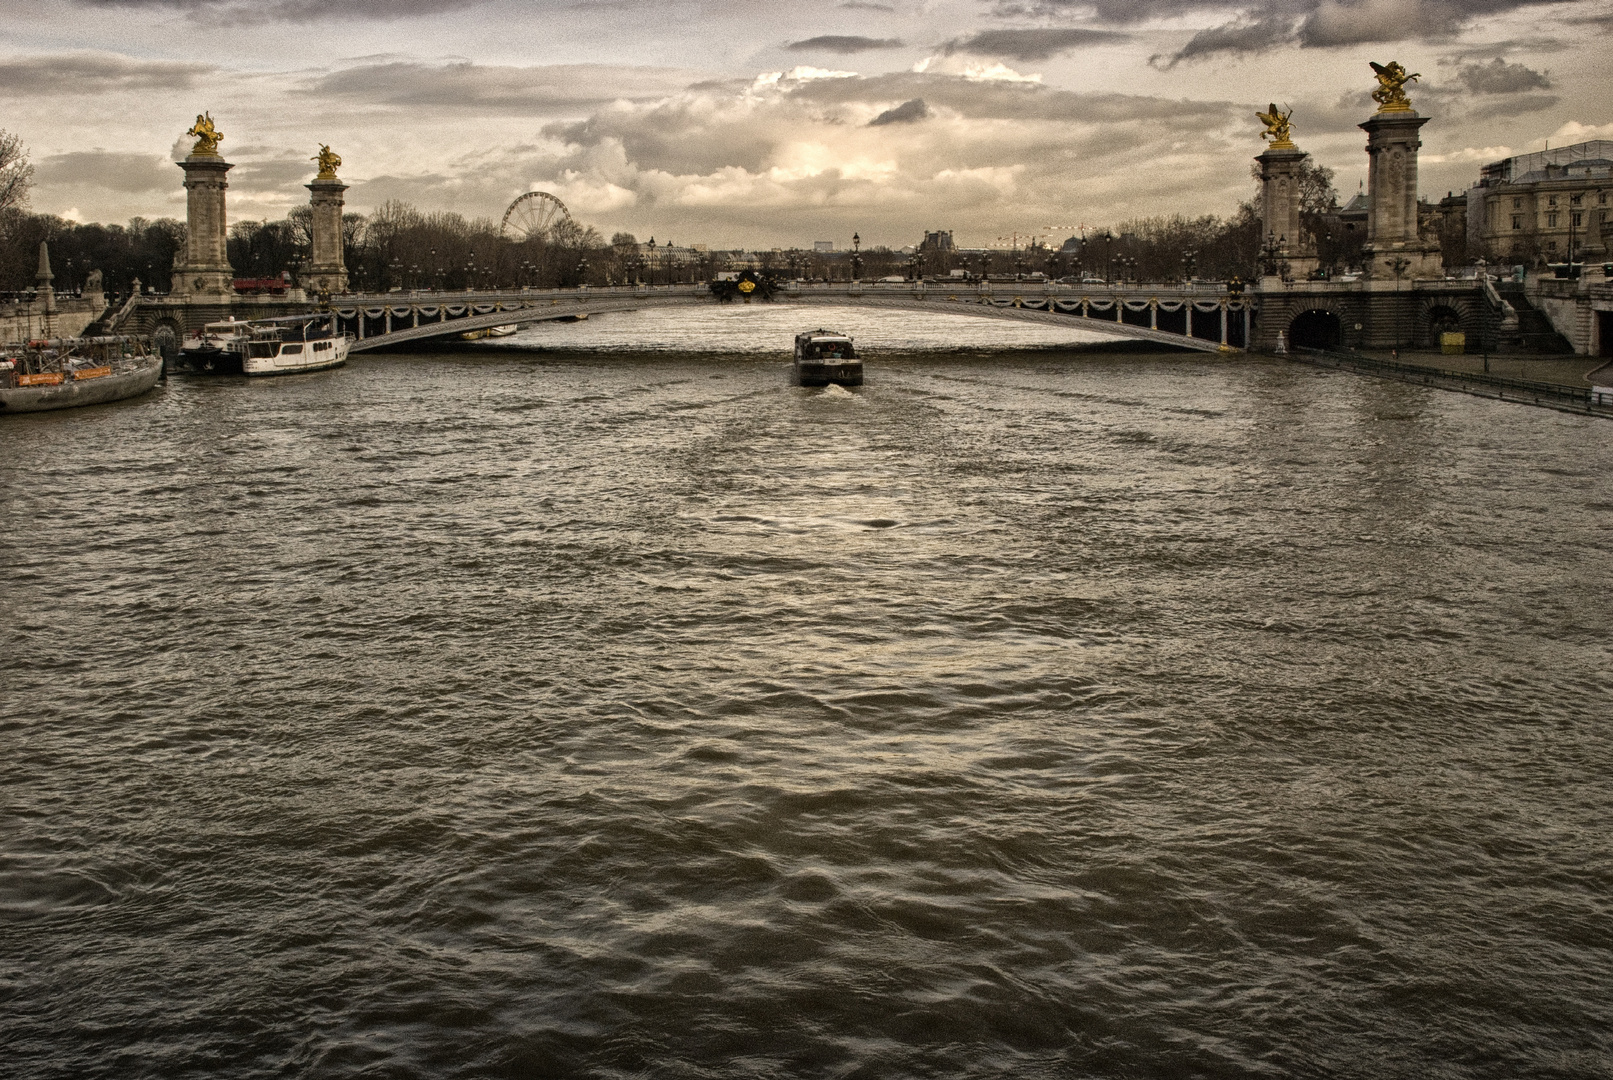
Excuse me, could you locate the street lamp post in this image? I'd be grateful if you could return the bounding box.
[1388,254,1412,350]
[851,232,862,282]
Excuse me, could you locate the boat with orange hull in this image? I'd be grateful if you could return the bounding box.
[0,336,162,413]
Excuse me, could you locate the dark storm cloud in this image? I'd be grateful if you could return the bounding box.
[300,61,701,111]
[1117,0,1596,66]
[869,98,930,125]
[1457,57,1552,93]
[34,151,174,193]
[786,35,906,53]
[944,27,1127,60]
[0,53,214,94]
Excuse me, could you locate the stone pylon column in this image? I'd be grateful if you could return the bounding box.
[1359,67,1441,280]
[303,145,348,296]
[1256,144,1319,280]
[172,115,235,298]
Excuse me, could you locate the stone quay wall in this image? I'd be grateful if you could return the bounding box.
[1,294,108,343]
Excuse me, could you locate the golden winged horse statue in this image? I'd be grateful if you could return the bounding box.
[1256,104,1295,149]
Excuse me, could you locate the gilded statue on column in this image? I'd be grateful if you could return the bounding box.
[1255,104,1296,150]
[1369,61,1420,113]
[313,144,342,179]
[186,113,223,156]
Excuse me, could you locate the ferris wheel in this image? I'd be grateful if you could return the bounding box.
[500,190,573,242]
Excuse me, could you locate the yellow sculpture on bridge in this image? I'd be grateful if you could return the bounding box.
[1370,61,1420,113]
[313,144,342,180]
[186,113,222,156]
[1256,104,1296,150]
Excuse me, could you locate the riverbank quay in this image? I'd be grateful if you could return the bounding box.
[1289,348,1613,420]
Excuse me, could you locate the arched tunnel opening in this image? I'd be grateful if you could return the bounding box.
[1289,309,1342,350]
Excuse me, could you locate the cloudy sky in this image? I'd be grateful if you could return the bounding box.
[2,0,1610,248]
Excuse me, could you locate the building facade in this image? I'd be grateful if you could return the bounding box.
[1468,140,1613,262]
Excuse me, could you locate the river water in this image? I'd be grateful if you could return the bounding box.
[3,306,1611,1079]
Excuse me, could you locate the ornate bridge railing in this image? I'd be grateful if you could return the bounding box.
[327,281,1253,353]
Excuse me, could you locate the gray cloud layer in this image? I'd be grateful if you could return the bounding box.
[34,151,174,193]
[786,35,906,53]
[69,0,487,23]
[945,27,1126,60]
[1458,57,1552,93]
[0,52,214,94]
[1152,0,1588,66]
[869,98,931,125]
[300,60,704,111]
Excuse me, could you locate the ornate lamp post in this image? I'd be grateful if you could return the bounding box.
[1388,253,1412,349]
[646,237,657,285]
[851,232,862,282]
[576,256,589,287]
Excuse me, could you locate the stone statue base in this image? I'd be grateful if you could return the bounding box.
[1364,241,1442,282]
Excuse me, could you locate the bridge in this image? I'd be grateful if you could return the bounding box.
[321,280,1252,353]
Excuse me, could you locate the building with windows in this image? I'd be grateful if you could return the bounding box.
[1468,140,1613,262]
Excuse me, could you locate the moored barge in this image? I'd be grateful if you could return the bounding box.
[0,336,162,413]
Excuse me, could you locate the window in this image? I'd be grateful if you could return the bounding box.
[1513,197,1523,209]
[1548,212,1559,227]
[1573,212,1583,228]
[1547,240,1558,252]
[1513,214,1523,229]
[1548,195,1558,207]
[1571,193,1582,205]
[1601,193,1609,205]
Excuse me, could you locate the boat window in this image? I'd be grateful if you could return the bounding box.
[282,344,304,355]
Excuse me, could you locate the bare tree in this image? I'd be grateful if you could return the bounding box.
[0,129,33,215]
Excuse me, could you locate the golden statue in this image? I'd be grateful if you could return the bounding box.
[1370,61,1420,113]
[1256,104,1296,150]
[312,144,342,179]
[186,112,222,156]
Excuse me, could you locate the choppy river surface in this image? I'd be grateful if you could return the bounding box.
[3,307,1612,1079]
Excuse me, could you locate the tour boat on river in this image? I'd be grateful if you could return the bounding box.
[241,314,351,377]
[175,319,251,374]
[0,336,162,413]
[793,330,862,387]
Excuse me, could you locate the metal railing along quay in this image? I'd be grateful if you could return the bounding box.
[1291,347,1613,419]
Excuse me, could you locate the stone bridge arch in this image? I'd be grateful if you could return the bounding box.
[1415,297,1482,350]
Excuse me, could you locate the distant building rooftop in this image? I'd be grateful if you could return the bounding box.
[1479,140,1613,184]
